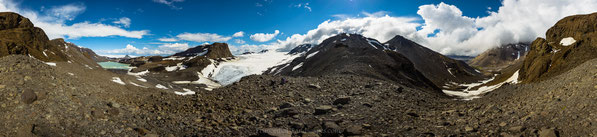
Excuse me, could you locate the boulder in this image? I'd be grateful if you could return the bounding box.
[257,128,292,137]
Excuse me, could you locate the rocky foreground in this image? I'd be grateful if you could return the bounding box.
[2,54,596,136]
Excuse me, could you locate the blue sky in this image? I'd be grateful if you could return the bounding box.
[3,0,594,56]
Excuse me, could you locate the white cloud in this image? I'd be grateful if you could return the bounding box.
[158,37,179,42]
[113,17,131,28]
[176,32,232,43]
[44,3,85,21]
[294,3,312,12]
[100,43,190,55]
[0,0,149,39]
[233,31,245,37]
[250,30,280,42]
[240,0,597,56]
[234,39,246,44]
[153,0,185,9]
[416,1,597,55]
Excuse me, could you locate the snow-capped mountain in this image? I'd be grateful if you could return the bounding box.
[265,33,440,91]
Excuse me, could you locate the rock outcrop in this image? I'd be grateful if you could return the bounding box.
[0,12,68,62]
[520,12,597,83]
[173,43,233,59]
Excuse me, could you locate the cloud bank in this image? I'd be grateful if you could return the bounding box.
[101,43,190,55]
[242,0,597,56]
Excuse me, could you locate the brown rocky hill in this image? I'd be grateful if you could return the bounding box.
[468,43,529,71]
[520,12,597,83]
[265,33,440,91]
[0,12,68,62]
[173,43,233,59]
[384,35,485,87]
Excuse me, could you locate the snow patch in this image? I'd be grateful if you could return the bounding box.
[175,88,196,96]
[128,70,149,76]
[163,56,186,60]
[560,37,576,46]
[306,51,319,59]
[130,82,147,88]
[155,84,168,89]
[111,77,126,85]
[45,62,57,66]
[173,72,222,91]
[292,62,303,71]
[165,66,179,71]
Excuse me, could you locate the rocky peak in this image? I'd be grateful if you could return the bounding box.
[520,12,597,83]
[0,12,67,62]
[173,43,233,59]
[0,12,34,30]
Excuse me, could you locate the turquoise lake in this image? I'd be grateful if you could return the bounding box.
[98,62,131,69]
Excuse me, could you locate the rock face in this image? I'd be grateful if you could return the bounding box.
[173,43,233,59]
[520,12,597,83]
[266,34,440,91]
[50,38,109,62]
[469,43,530,70]
[384,35,484,86]
[0,12,68,62]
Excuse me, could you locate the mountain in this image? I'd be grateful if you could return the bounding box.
[0,12,68,62]
[265,33,439,91]
[173,43,233,59]
[468,43,530,71]
[520,12,597,83]
[384,35,484,87]
[50,38,109,62]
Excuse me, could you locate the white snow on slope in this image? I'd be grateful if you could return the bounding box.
[443,70,519,100]
[111,77,126,85]
[155,84,168,89]
[128,70,149,76]
[306,51,319,59]
[130,82,147,88]
[366,39,379,49]
[292,62,303,71]
[45,62,56,66]
[164,56,186,60]
[560,37,576,46]
[208,51,300,86]
[175,88,196,96]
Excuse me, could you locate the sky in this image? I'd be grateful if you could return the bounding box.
[1,0,596,56]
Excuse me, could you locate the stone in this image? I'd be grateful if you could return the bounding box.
[322,122,342,137]
[465,126,475,132]
[289,121,304,129]
[332,96,351,105]
[308,84,321,89]
[303,98,313,104]
[257,128,292,137]
[301,132,319,137]
[314,105,333,115]
[538,128,557,137]
[362,124,372,129]
[16,124,36,137]
[277,108,300,117]
[344,125,363,135]
[508,126,524,132]
[0,85,5,89]
[145,134,159,137]
[279,102,293,109]
[499,122,507,127]
[21,89,37,104]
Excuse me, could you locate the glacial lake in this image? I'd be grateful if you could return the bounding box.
[98,62,131,70]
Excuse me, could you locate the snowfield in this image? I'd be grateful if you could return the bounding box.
[204,51,300,86]
[442,70,519,100]
[175,88,196,96]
